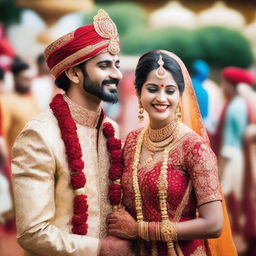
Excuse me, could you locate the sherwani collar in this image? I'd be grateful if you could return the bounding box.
[63,94,101,128]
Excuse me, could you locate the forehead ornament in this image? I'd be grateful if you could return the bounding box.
[93,9,120,55]
[155,54,167,80]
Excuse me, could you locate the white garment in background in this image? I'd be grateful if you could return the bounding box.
[32,75,54,111]
[221,146,244,199]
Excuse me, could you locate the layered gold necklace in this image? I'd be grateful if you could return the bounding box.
[143,118,179,152]
[132,120,180,255]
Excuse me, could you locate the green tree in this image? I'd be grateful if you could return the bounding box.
[83,2,147,37]
[0,0,22,26]
[195,26,254,68]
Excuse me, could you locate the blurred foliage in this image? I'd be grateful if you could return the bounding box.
[83,3,254,68]
[83,2,147,37]
[0,0,23,26]
[122,27,202,68]
[121,26,253,68]
[194,27,254,68]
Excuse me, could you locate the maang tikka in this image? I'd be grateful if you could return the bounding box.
[155,54,167,80]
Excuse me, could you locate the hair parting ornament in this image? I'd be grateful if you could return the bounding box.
[155,54,167,80]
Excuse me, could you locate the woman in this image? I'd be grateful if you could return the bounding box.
[107,50,236,256]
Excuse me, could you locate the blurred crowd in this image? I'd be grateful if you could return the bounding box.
[0,38,256,256]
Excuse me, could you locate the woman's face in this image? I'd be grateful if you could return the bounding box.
[139,69,181,129]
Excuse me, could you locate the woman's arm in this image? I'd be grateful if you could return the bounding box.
[108,136,224,241]
[177,200,223,239]
[107,200,223,241]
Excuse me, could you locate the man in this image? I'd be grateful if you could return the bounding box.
[0,60,41,152]
[216,67,256,255]
[191,59,209,121]
[0,64,24,256]
[12,9,133,256]
[31,53,55,111]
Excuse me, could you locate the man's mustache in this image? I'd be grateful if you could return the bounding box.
[102,79,119,87]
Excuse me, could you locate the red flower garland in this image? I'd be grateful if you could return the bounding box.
[103,122,123,207]
[50,94,88,235]
[50,94,123,235]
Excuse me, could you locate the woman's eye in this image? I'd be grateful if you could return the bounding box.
[166,89,175,95]
[147,88,157,93]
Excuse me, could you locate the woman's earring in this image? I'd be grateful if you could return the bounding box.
[176,105,182,119]
[138,102,144,121]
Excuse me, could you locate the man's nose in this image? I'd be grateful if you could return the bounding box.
[110,67,123,80]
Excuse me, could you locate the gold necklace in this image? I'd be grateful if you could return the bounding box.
[132,123,180,255]
[143,120,179,152]
[147,118,178,142]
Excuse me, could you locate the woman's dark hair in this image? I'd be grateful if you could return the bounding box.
[135,51,185,95]
[54,61,87,92]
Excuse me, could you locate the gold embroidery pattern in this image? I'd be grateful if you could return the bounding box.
[93,9,120,55]
[51,40,109,77]
[98,128,112,238]
[191,245,207,256]
[173,180,192,221]
[63,95,101,128]
[45,32,74,59]
[184,136,221,207]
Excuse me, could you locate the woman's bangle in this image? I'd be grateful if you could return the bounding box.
[138,221,177,242]
[138,221,150,241]
[160,221,177,242]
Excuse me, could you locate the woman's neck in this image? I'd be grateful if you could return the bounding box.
[149,115,176,130]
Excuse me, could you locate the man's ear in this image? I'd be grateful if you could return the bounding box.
[65,66,81,84]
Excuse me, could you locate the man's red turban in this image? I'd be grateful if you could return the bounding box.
[44,9,120,78]
[222,67,254,87]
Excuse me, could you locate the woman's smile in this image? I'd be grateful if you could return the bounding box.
[152,103,170,113]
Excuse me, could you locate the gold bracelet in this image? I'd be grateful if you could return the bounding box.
[138,221,143,239]
[160,221,177,242]
[138,221,150,241]
[156,222,161,241]
[144,222,150,241]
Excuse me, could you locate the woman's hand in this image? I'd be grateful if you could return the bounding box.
[107,208,139,239]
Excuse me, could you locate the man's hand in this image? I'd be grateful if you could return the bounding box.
[99,236,134,256]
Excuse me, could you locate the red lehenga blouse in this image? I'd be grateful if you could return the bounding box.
[122,127,222,256]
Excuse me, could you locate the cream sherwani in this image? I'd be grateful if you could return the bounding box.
[11,95,119,256]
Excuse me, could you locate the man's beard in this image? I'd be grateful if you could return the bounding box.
[83,73,119,104]
[15,85,31,94]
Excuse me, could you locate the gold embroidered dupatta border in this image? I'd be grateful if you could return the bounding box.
[159,50,237,256]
